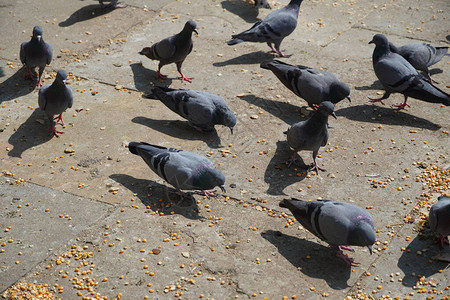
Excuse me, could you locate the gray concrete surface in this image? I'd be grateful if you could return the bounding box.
[0,0,449,299]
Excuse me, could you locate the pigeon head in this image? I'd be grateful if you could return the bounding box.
[223,111,237,134]
[317,101,336,119]
[56,70,68,82]
[194,167,226,193]
[184,20,198,35]
[32,26,43,41]
[139,47,152,57]
[348,220,376,254]
[329,83,351,104]
[369,34,389,47]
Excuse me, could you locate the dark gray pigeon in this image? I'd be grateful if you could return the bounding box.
[389,42,448,83]
[20,26,53,88]
[38,70,73,137]
[128,142,226,197]
[429,195,450,247]
[279,198,376,265]
[369,34,450,109]
[254,0,271,9]
[285,101,336,173]
[227,0,303,57]
[139,20,198,82]
[144,87,236,133]
[261,60,351,108]
[98,0,127,8]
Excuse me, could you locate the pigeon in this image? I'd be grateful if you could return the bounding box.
[260,60,351,109]
[20,26,53,88]
[279,198,376,265]
[38,70,73,137]
[144,87,236,133]
[98,0,127,8]
[368,34,450,109]
[128,142,226,197]
[227,0,303,57]
[254,0,271,9]
[429,195,450,247]
[139,20,198,83]
[285,101,336,173]
[389,42,448,83]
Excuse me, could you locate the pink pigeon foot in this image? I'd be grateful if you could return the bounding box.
[156,70,167,80]
[368,97,386,105]
[53,114,64,126]
[276,50,292,58]
[287,153,297,168]
[177,72,193,83]
[51,125,63,137]
[311,161,326,173]
[36,76,43,88]
[339,245,355,252]
[336,249,359,266]
[437,235,449,248]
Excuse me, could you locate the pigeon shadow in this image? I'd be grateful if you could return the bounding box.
[132,116,223,149]
[0,67,4,78]
[130,63,172,95]
[0,67,35,104]
[429,68,444,76]
[213,51,274,67]
[7,109,54,158]
[264,140,308,195]
[239,94,305,125]
[397,235,449,287]
[59,4,114,27]
[262,230,351,290]
[221,0,259,23]
[109,174,202,220]
[337,104,439,131]
[354,80,383,91]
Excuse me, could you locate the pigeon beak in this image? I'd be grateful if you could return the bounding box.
[37,35,42,42]
[331,112,337,119]
[194,29,199,35]
[346,96,351,102]
[230,127,234,134]
[220,185,226,193]
[367,245,373,255]
[368,39,374,44]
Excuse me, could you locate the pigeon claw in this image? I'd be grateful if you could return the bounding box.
[51,126,63,137]
[339,245,355,252]
[53,114,65,126]
[368,97,385,105]
[336,250,360,266]
[156,70,168,80]
[393,102,410,110]
[177,73,193,83]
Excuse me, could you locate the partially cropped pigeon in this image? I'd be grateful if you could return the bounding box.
[429,195,450,247]
[279,198,376,265]
[139,20,198,83]
[369,34,450,109]
[227,0,303,57]
[254,0,271,9]
[389,42,448,83]
[38,70,73,137]
[20,26,53,88]
[285,101,336,173]
[261,60,351,108]
[128,142,226,197]
[144,87,236,133]
[98,0,127,8]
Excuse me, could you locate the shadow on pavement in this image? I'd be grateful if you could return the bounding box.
[221,0,259,23]
[7,109,53,158]
[264,140,308,195]
[132,116,223,149]
[397,235,449,287]
[0,67,4,78]
[354,80,383,91]
[262,230,351,290]
[0,67,35,104]
[130,63,171,95]
[59,4,114,27]
[337,104,440,131]
[213,51,274,67]
[110,173,202,220]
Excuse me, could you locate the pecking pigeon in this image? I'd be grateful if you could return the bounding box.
[227,0,303,57]
[254,0,271,9]
[20,26,53,88]
[369,34,450,109]
[429,195,450,247]
[139,20,198,83]
[261,60,351,108]
[38,70,73,137]
[279,198,376,265]
[144,87,236,133]
[389,42,448,83]
[285,101,336,173]
[128,142,226,197]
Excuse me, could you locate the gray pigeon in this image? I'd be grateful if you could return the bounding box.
[98,0,127,8]
[389,42,448,83]
[279,198,376,265]
[285,101,336,173]
[128,142,226,197]
[227,0,303,57]
[260,60,351,108]
[139,20,198,82]
[369,34,450,109]
[38,70,73,137]
[254,0,271,9]
[429,195,450,247]
[144,87,236,133]
[20,26,53,88]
